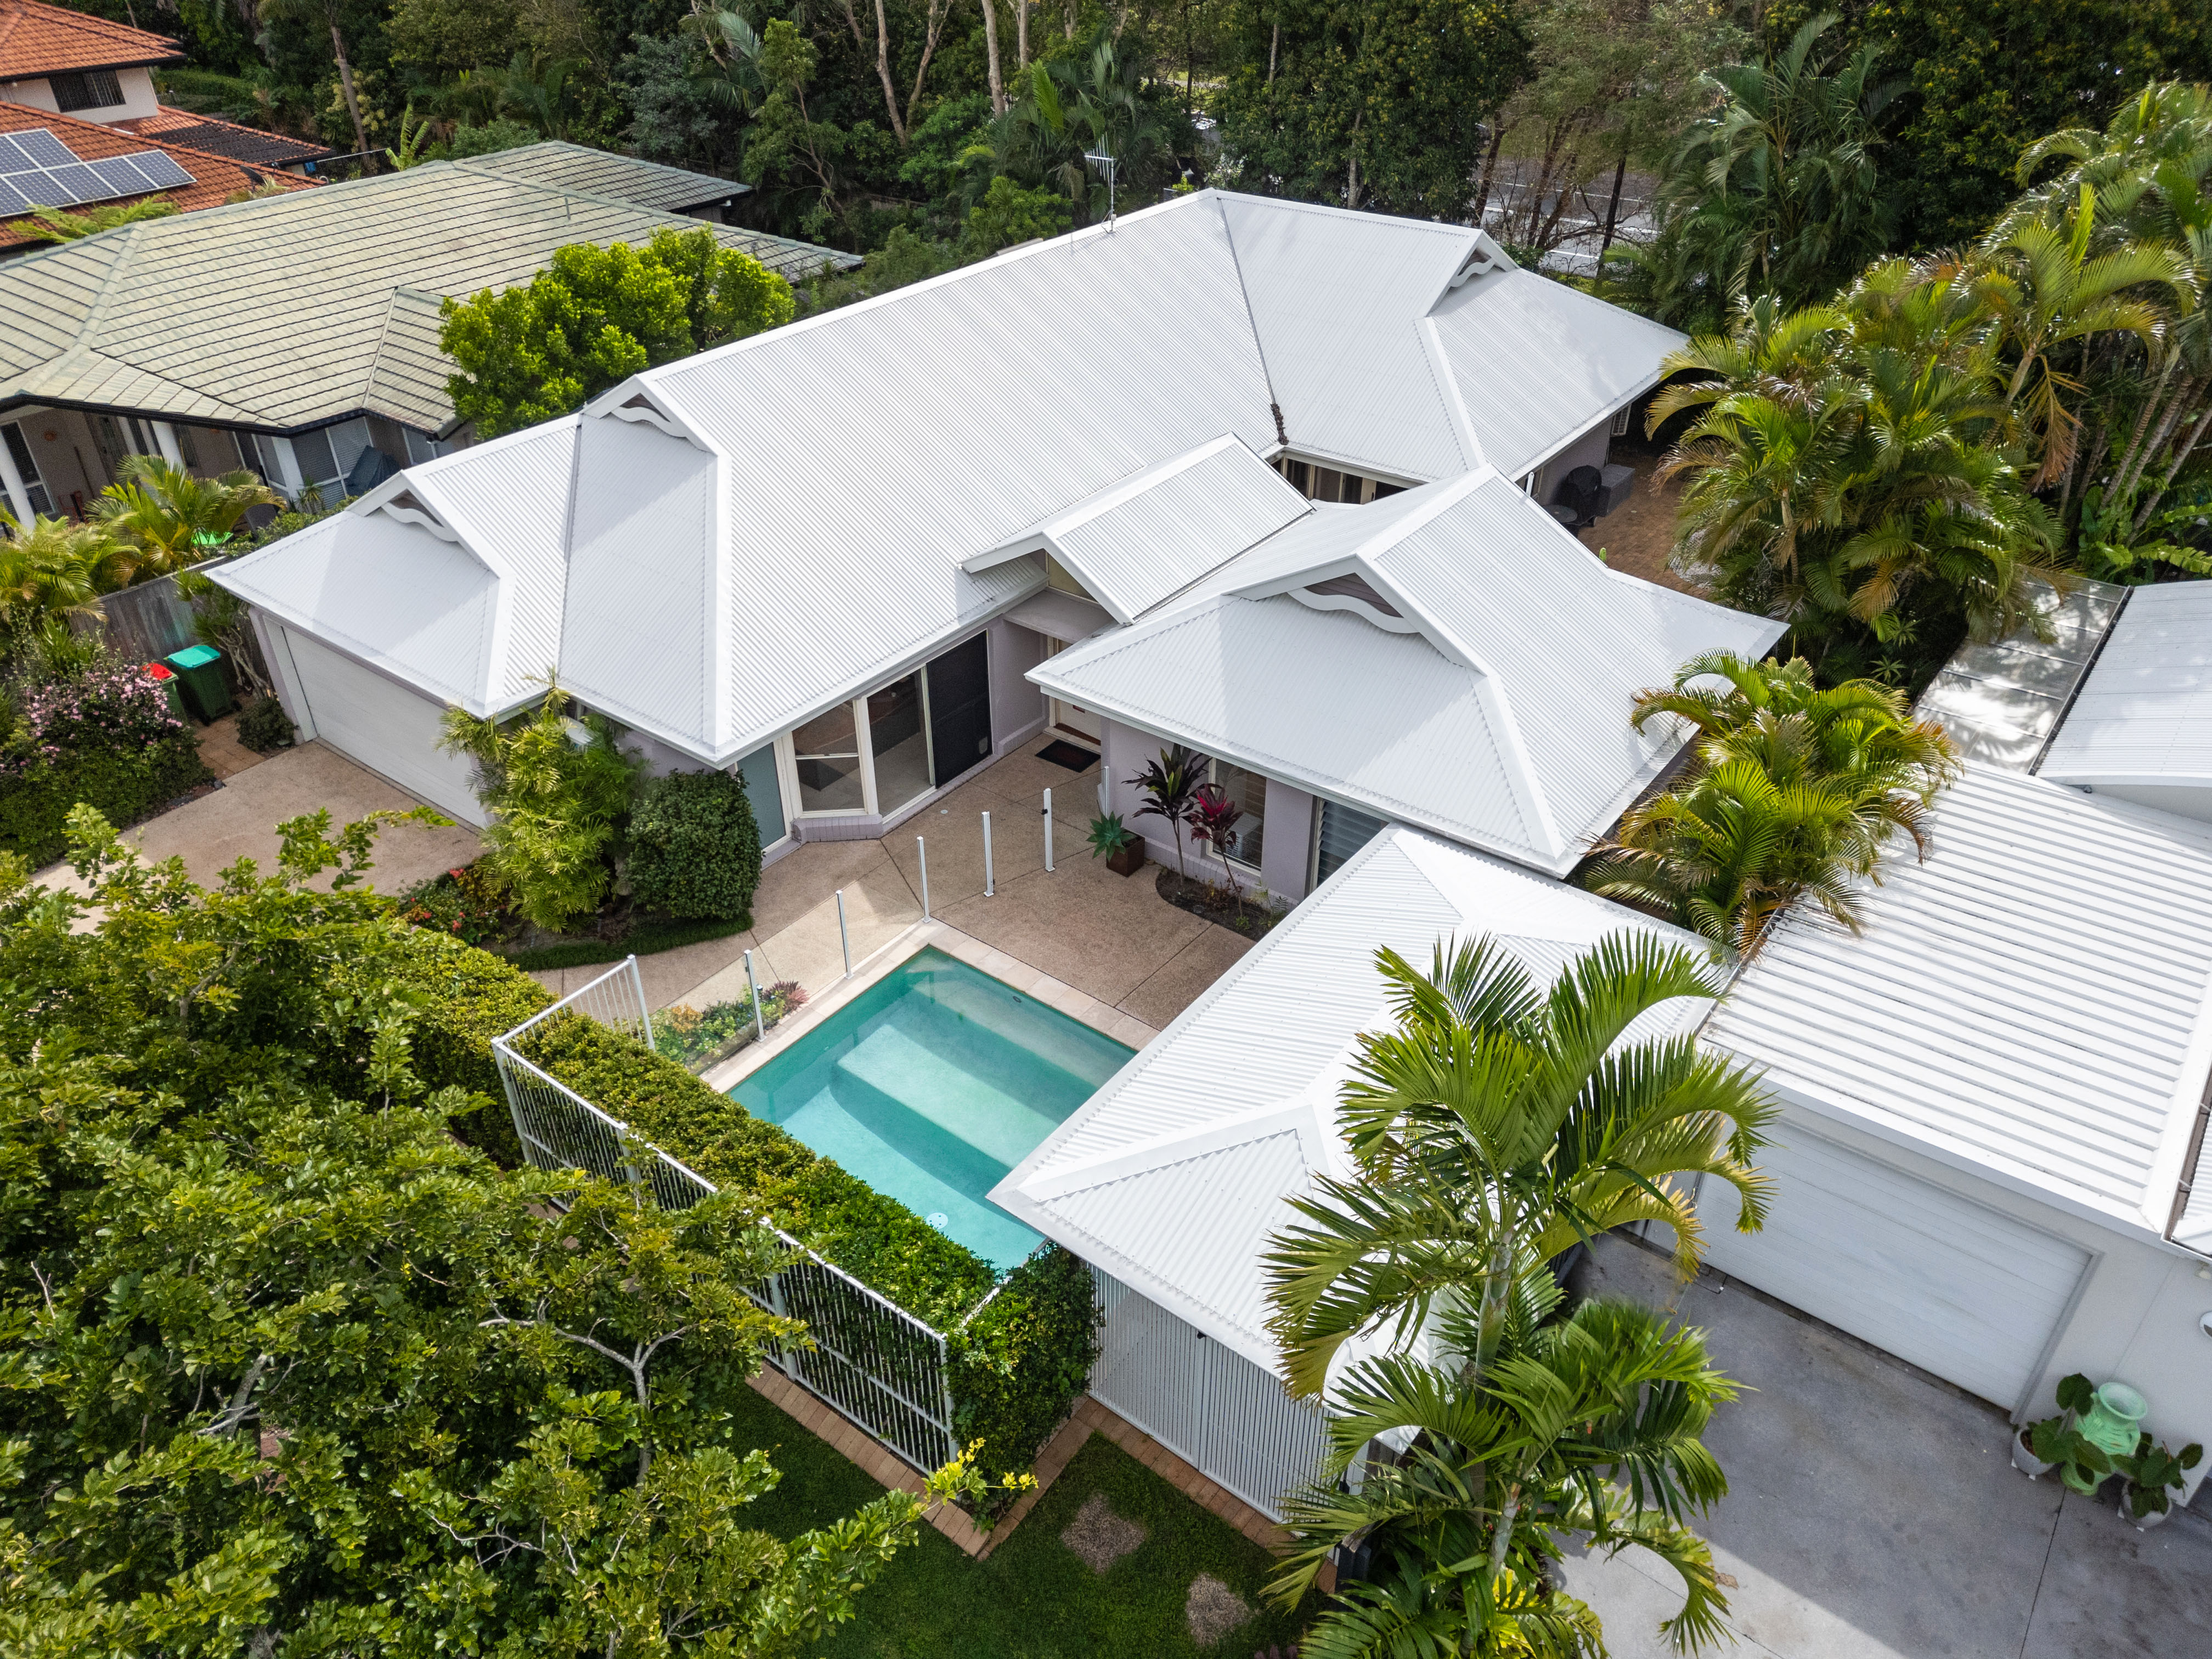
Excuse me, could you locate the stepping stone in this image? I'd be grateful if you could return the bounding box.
[1059,1490,1147,1573]
[1184,1573,1254,1646]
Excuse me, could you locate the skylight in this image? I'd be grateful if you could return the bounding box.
[0,128,193,214]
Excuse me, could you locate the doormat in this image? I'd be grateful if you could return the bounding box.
[1036,739,1099,771]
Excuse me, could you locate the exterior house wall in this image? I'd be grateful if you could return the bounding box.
[0,67,160,120]
[988,619,1048,753]
[1767,1104,2212,1503]
[1099,717,1316,905]
[1258,780,1316,905]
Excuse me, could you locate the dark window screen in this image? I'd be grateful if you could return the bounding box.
[924,632,992,789]
[1314,798,1386,884]
[50,70,124,112]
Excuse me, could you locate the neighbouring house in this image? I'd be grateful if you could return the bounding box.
[210,191,1697,848]
[0,100,316,261]
[0,0,331,172]
[0,141,849,523]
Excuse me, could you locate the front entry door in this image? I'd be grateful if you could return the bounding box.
[1042,637,1102,744]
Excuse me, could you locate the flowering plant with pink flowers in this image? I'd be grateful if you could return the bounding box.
[0,653,210,864]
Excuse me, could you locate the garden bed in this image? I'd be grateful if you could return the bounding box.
[654,981,807,1073]
[1154,868,1284,940]
[396,860,751,968]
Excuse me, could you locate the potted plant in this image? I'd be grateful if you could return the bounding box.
[2017,1373,2111,1488]
[1087,812,1145,877]
[1125,746,1201,882]
[2114,1433,2203,1530]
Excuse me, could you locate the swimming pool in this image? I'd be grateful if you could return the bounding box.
[730,948,1133,1271]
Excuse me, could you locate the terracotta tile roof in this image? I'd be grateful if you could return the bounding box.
[0,99,314,250]
[0,0,185,78]
[115,105,334,168]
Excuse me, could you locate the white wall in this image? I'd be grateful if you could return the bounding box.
[1259,781,1316,905]
[988,619,1047,749]
[1,66,160,121]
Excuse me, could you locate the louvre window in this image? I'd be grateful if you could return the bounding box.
[50,70,125,112]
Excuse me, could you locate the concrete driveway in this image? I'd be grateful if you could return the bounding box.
[1561,1236,2211,1658]
[38,740,481,896]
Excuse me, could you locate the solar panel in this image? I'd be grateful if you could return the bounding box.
[88,156,154,194]
[131,151,193,188]
[0,128,198,216]
[13,129,76,168]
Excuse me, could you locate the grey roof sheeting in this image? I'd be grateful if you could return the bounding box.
[1032,468,1784,873]
[453,141,748,213]
[0,143,850,432]
[1707,763,2212,1243]
[216,190,1697,780]
[1912,579,2126,771]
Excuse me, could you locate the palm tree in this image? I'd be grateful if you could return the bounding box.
[1263,934,1775,1401]
[1273,1285,1739,1657]
[1584,652,1959,954]
[1617,14,1903,330]
[0,510,134,634]
[92,456,280,578]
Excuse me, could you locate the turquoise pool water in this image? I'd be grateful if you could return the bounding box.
[729,948,1133,1270]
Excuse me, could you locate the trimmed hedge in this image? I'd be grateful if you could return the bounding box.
[389,930,1099,1487]
[626,768,763,922]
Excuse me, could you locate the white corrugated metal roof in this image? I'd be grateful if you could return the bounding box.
[1031,468,1783,873]
[1706,764,2212,1242]
[1426,264,1688,482]
[991,826,1711,1369]
[213,419,582,716]
[969,436,1312,623]
[2040,582,2212,786]
[221,189,1690,770]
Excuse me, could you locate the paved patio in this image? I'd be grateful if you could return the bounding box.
[1559,1235,2212,1659]
[534,736,1257,1035]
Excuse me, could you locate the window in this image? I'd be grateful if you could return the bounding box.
[736,743,787,845]
[868,671,933,814]
[1,421,54,517]
[290,427,338,493]
[1611,404,1634,438]
[1207,759,1268,871]
[1312,798,1386,885]
[792,702,866,812]
[49,70,125,112]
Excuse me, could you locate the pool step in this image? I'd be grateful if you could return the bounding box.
[834,1023,1068,1172]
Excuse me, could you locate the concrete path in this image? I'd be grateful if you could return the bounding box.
[1560,1237,2212,1659]
[535,736,1256,1034]
[35,737,481,898]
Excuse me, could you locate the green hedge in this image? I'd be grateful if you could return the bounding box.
[0,745,212,868]
[388,930,1099,1487]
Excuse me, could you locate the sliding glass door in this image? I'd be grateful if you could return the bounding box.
[868,671,934,814]
[780,631,998,824]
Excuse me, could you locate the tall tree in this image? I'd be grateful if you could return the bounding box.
[1216,0,1529,217]
[259,0,373,153]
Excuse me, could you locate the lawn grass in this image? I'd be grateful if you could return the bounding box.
[721,1383,1312,1658]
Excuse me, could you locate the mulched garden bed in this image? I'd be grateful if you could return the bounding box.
[1154,868,1284,940]
[397,861,749,970]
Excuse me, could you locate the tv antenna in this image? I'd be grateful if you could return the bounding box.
[1084,149,1119,230]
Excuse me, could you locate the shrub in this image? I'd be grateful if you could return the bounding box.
[627,768,762,922]
[397,861,513,947]
[386,932,1099,1489]
[0,658,211,866]
[235,692,296,752]
[654,981,806,1069]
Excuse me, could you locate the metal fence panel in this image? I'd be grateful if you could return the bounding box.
[493,957,954,1471]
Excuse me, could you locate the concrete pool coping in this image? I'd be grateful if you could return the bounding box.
[699,918,1160,1095]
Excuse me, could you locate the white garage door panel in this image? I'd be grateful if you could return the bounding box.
[282,629,484,826]
[1699,1131,2088,1410]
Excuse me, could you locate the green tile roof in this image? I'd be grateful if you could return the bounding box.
[0,143,854,433]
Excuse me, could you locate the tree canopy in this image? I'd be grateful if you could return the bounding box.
[0,805,947,1654]
[440,225,795,436]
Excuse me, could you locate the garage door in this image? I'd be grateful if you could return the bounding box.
[280,628,485,826]
[1696,1128,2090,1411]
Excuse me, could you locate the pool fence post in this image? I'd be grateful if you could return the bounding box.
[917,836,930,918]
[836,888,851,977]
[744,949,764,1041]
[1042,787,1054,872]
[983,810,995,896]
[627,953,654,1051]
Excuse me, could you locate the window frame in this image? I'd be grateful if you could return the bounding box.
[1204,757,1268,874]
[50,69,125,112]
